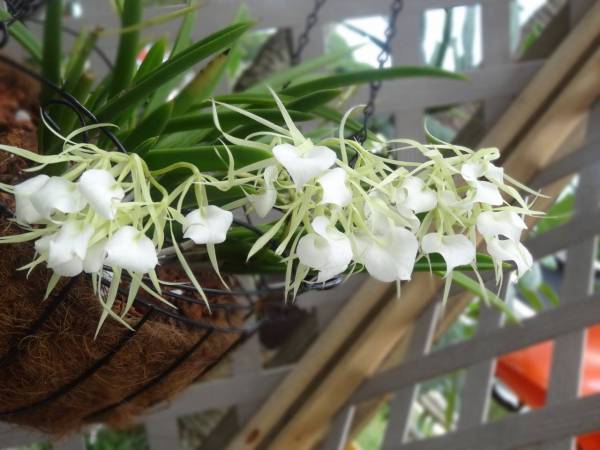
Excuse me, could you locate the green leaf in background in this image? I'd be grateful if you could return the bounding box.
[97,21,253,123]
[162,108,313,134]
[63,29,99,93]
[0,9,42,63]
[133,37,167,83]
[108,0,142,97]
[280,66,466,97]
[144,145,271,172]
[172,50,231,116]
[121,102,173,152]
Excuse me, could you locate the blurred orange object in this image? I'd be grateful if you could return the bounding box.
[496,324,600,450]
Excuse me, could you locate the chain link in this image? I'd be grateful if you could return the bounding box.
[291,0,327,66]
[354,0,404,144]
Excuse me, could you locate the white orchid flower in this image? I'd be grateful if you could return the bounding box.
[30,176,87,219]
[79,169,125,219]
[273,143,336,190]
[35,221,94,277]
[422,233,476,274]
[396,176,437,214]
[318,167,352,207]
[14,175,49,224]
[248,165,278,218]
[105,226,158,273]
[183,205,233,244]
[477,210,527,242]
[486,236,533,277]
[461,160,504,206]
[353,225,418,282]
[297,216,352,282]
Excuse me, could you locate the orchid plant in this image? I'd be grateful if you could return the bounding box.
[0,89,540,331]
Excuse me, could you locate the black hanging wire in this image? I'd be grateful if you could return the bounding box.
[290,0,327,66]
[352,0,405,145]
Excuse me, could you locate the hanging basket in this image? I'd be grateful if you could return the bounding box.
[0,214,248,435]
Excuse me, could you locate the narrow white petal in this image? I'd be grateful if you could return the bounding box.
[422,233,475,273]
[183,205,234,244]
[472,180,503,205]
[477,210,526,241]
[79,169,125,219]
[31,177,87,218]
[273,143,336,190]
[487,236,533,277]
[105,226,158,273]
[398,176,437,213]
[318,168,352,207]
[83,239,107,273]
[14,175,49,224]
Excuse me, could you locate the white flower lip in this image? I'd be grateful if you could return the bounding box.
[297,215,352,282]
[354,225,418,282]
[318,168,352,207]
[14,174,49,224]
[79,169,125,219]
[486,236,532,277]
[462,160,505,206]
[477,210,526,242]
[183,205,234,244]
[248,165,278,218]
[83,239,107,273]
[35,221,94,277]
[422,233,476,274]
[105,226,158,273]
[397,176,437,214]
[30,176,87,219]
[273,143,336,190]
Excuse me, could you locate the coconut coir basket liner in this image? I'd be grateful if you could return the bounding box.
[0,216,246,435]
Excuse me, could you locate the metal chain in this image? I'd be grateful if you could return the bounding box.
[290,0,327,65]
[354,0,405,144]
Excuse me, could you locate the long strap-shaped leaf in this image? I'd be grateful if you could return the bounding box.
[280,65,465,97]
[96,21,254,122]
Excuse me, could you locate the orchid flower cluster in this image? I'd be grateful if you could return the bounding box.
[0,91,540,329]
[211,92,541,297]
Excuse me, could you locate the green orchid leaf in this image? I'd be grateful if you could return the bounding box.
[97,21,253,122]
[163,108,313,134]
[121,101,173,152]
[0,9,41,63]
[172,50,231,116]
[281,66,465,97]
[108,0,142,97]
[133,37,167,83]
[144,144,271,171]
[63,29,99,93]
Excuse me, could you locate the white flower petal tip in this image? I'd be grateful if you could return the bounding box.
[35,221,94,277]
[79,169,125,219]
[14,175,49,223]
[318,168,352,207]
[477,210,527,242]
[273,143,336,190]
[397,176,437,213]
[421,233,476,274]
[183,205,234,244]
[83,239,107,273]
[249,166,278,218]
[354,225,418,283]
[105,226,158,273]
[461,160,504,184]
[30,176,87,219]
[473,180,504,205]
[297,216,352,282]
[487,236,533,278]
